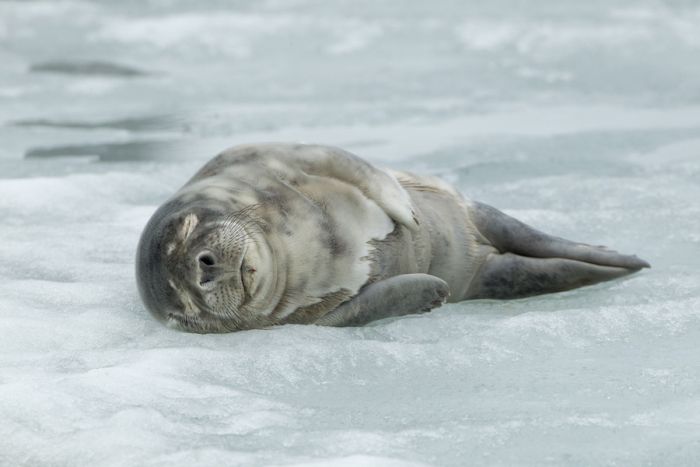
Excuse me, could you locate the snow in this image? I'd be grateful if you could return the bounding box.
[1,0,699,465]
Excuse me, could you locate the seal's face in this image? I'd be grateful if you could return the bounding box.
[136,203,272,333]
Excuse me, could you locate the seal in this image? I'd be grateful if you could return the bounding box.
[136,143,650,332]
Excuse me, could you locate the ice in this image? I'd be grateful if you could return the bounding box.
[1,0,700,465]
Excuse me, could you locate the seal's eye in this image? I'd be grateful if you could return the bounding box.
[198,252,216,267]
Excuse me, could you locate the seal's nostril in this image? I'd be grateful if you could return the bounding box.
[198,253,216,267]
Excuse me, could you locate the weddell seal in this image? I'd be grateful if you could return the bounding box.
[136,143,650,332]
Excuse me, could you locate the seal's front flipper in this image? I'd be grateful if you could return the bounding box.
[288,145,418,231]
[315,274,449,327]
[470,201,650,270]
[468,253,639,299]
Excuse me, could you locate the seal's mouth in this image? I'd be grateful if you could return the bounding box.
[160,243,253,334]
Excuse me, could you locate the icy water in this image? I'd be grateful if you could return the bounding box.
[1,1,700,466]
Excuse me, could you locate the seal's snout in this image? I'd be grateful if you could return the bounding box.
[195,250,220,289]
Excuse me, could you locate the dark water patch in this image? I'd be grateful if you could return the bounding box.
[11,115,181,133]
[25,140,182,162]
[29,60,149,77]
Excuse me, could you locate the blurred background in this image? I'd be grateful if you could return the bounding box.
[3,0,700,171]
[1,1,699,466]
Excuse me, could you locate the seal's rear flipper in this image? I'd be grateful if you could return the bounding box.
[315,274,449,327]
[468,253,639,299]
[467,201,650,299]
[470,201,650,269]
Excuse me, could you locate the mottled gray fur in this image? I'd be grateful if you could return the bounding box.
[136,143,649,332]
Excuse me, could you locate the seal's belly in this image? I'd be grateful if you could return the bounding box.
[410,189,489,301]
[268,175,396,323]
[368,172,491,302]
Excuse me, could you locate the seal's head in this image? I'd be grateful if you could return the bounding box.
[136,201,275,333]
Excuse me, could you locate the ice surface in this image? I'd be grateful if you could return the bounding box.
[1,1,700,465]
